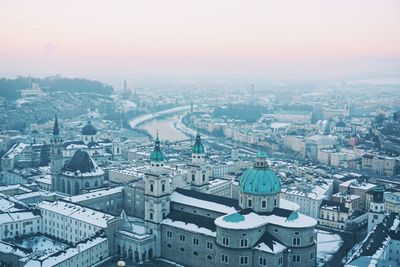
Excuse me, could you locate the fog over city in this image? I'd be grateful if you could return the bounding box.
[1,0,400,84]
[0,1,400,267]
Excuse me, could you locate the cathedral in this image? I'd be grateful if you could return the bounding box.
[50,116,317,266]
[50,115,106,195]
[139,131,317,267]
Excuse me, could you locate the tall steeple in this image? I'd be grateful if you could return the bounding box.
[50,114,63,192]
[53,114,60,136]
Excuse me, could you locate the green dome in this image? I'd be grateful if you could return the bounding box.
[150,135,164,162]
[192,133,205,154]
[256,148,267,158]
[239,168,281,195]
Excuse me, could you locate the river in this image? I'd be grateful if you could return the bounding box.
[139,114,189,142]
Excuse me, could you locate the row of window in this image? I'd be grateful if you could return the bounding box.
[240,197,277,208]
[166,231,213,249]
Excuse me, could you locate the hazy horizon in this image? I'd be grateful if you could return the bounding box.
[1,0,400,84]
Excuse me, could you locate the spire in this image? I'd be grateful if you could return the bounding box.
[192,130,205,154]
[155,131,160,149]
[150,131,164,162]
[53,114,60,135]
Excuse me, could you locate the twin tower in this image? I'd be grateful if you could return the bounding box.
[143,132,209,256]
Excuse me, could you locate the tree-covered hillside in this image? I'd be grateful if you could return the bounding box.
[0,76,113,99]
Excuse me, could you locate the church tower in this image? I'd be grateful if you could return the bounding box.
[368,185,386,232]
[50,115,63,191]
[144,133,170,257]
[188,131,209,192]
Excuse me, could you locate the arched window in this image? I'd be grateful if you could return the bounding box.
[94,180,99,187]
[167,244,172,248]
[240,238,248,247]
[274,198,277,207]
[179,247,184,252]
[85,181,90,188]
[292,237,300,246]
[248,199,252,207]
[194,251,198,256]
[150,184,154,192]
[202,174,205,181]
[192,174,195,182]
[162,183,165,192]
[207,255,213,261]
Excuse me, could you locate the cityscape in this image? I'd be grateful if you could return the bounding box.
[0,1,400,267]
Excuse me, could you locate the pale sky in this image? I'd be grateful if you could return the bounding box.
[1,0,400,83]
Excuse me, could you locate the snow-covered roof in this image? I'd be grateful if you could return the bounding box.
[38,200,115,228]
[162,219,216,237]
[339,179,376,191]
[170,188,238,214]
[255,239,286,254]
[0,184,32,194]
[162,210,216,237]
[23,236,107,267]
[66,186,123,203]
[279,198,300,211]
[61,150,104,177]
[2,143,28,159]
[0,197,15,212]
[0,211,40,224]
[281,179,333,200]
[0,241,29,257]
[215,208,317,230]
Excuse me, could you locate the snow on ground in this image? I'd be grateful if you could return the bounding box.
[17,235,68,255]
[316,229,343,267]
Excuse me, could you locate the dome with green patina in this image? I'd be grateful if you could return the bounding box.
[256,148,267,158]
[150,134,165,162]
[192,133,205,154]
[239,149,281,195]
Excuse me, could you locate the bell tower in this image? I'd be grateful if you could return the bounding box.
[144,133,170,257]
[50,115,63,191]
[188,132,209,192]
[368,185,386,232]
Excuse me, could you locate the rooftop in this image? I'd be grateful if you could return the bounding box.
[171,188,239,214]
[38,200,115,228]
[215,208,317,230]
[61,149,104,177]
[162,210,216,236]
